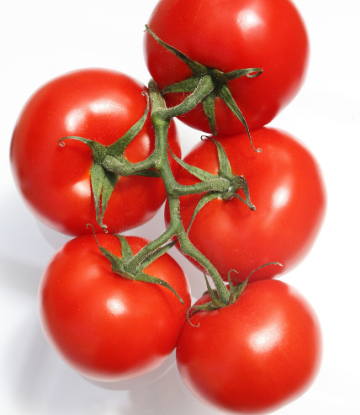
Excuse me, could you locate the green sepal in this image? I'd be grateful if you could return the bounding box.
[217,84,261,152]
[207,137,233,180]
[90,164,118,232]
[225,67,263,81]
[59,92,149,163]
[228,263,283,304]
[168,145,216,182]
[233,193,256,211]
[182,138,256,233]
[247,262,283,280]
[186,192,220,235]
[100,171,118,227]
[230,175,256,210]
[227,274,249,305]
[90,164,106,222]
[207,138,256,210]
[116,234,134,262]
[202,92,217,136]
[132,168,161,178]
[107,93,150,159]
[187,301,221,326]
[233,277,249,302]
[146,25,207,76]
[139,240,177,271]
[227,269,237,294]
[88,226,131,277]
[203,273,225,308]
[163,76,200,94]
[135,270,184,304]
[59,136,107,164]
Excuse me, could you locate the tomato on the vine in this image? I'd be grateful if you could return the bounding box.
[39,234,191,382]
[165,128,326,283]
[177,279,322,414]
[144,0,309,135]
[10,68,181,236]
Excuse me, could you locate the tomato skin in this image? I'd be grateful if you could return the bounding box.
[38,234,191,381]
[10,68,181,236]
[144,0,309,135]
[165,128,326,283]
[176,279,322,414]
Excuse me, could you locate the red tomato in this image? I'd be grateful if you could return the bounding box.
[177,279,322,413]
[165,128,326,283]
[10,68,181,236]
[144,0,309,135]
[39,234,191,382]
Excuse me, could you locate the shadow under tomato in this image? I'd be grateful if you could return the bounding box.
[0,254,43,297]
[121,357,222,415]
[35,219,72,251]
[4,314,131,415]
[84,351,176,391]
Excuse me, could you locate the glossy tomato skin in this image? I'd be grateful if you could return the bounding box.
[39,234,191,382]
[10,68,181,236]
[165,128,326,283]
[144,0,309,135]
[177,279,322,414]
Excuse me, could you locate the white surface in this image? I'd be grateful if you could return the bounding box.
[1,0,360,414]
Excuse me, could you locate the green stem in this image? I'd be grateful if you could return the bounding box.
[148,77,214,122]
[124,80,230,304]
[101,154,156,176]
[174,199,230,304]
[163,75,214,120]
[126,222,178,273]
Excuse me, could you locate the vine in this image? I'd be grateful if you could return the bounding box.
[61,27,262,309]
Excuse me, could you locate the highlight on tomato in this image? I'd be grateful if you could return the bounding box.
[165,127,326,283]
[144,0,309,136]
[10,68,181,236]
[176,279,322,414]
[38,234,191,382]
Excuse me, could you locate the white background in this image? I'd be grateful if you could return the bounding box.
[1,0,359,414]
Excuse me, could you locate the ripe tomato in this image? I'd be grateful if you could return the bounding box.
[39,234,191,382]
[176,279,322,413]
[165,128,326,283]
[144,0,309,136]
[10,68,181,236]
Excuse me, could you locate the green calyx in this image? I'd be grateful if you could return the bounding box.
[146,25,262,151]
[187,263,283,325]
[168,135,255,235]
[59,93,159,232]
[87,225,183,303]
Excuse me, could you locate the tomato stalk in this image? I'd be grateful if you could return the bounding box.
[57,58,258,305]
[122,79,255,305]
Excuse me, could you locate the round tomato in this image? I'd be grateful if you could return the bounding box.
[144,0,309,135]
[10,68,181,236]
[177,279,322,413]
[39,234,191,382]
[165,128,326,283]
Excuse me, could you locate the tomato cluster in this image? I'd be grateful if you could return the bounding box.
[10,0,325,413]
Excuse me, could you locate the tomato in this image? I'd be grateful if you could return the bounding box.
[38,233,191,382]
[177,279,322,413]
[144,0,309,136]
[165,128,326,283]
[10,68,181,236]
